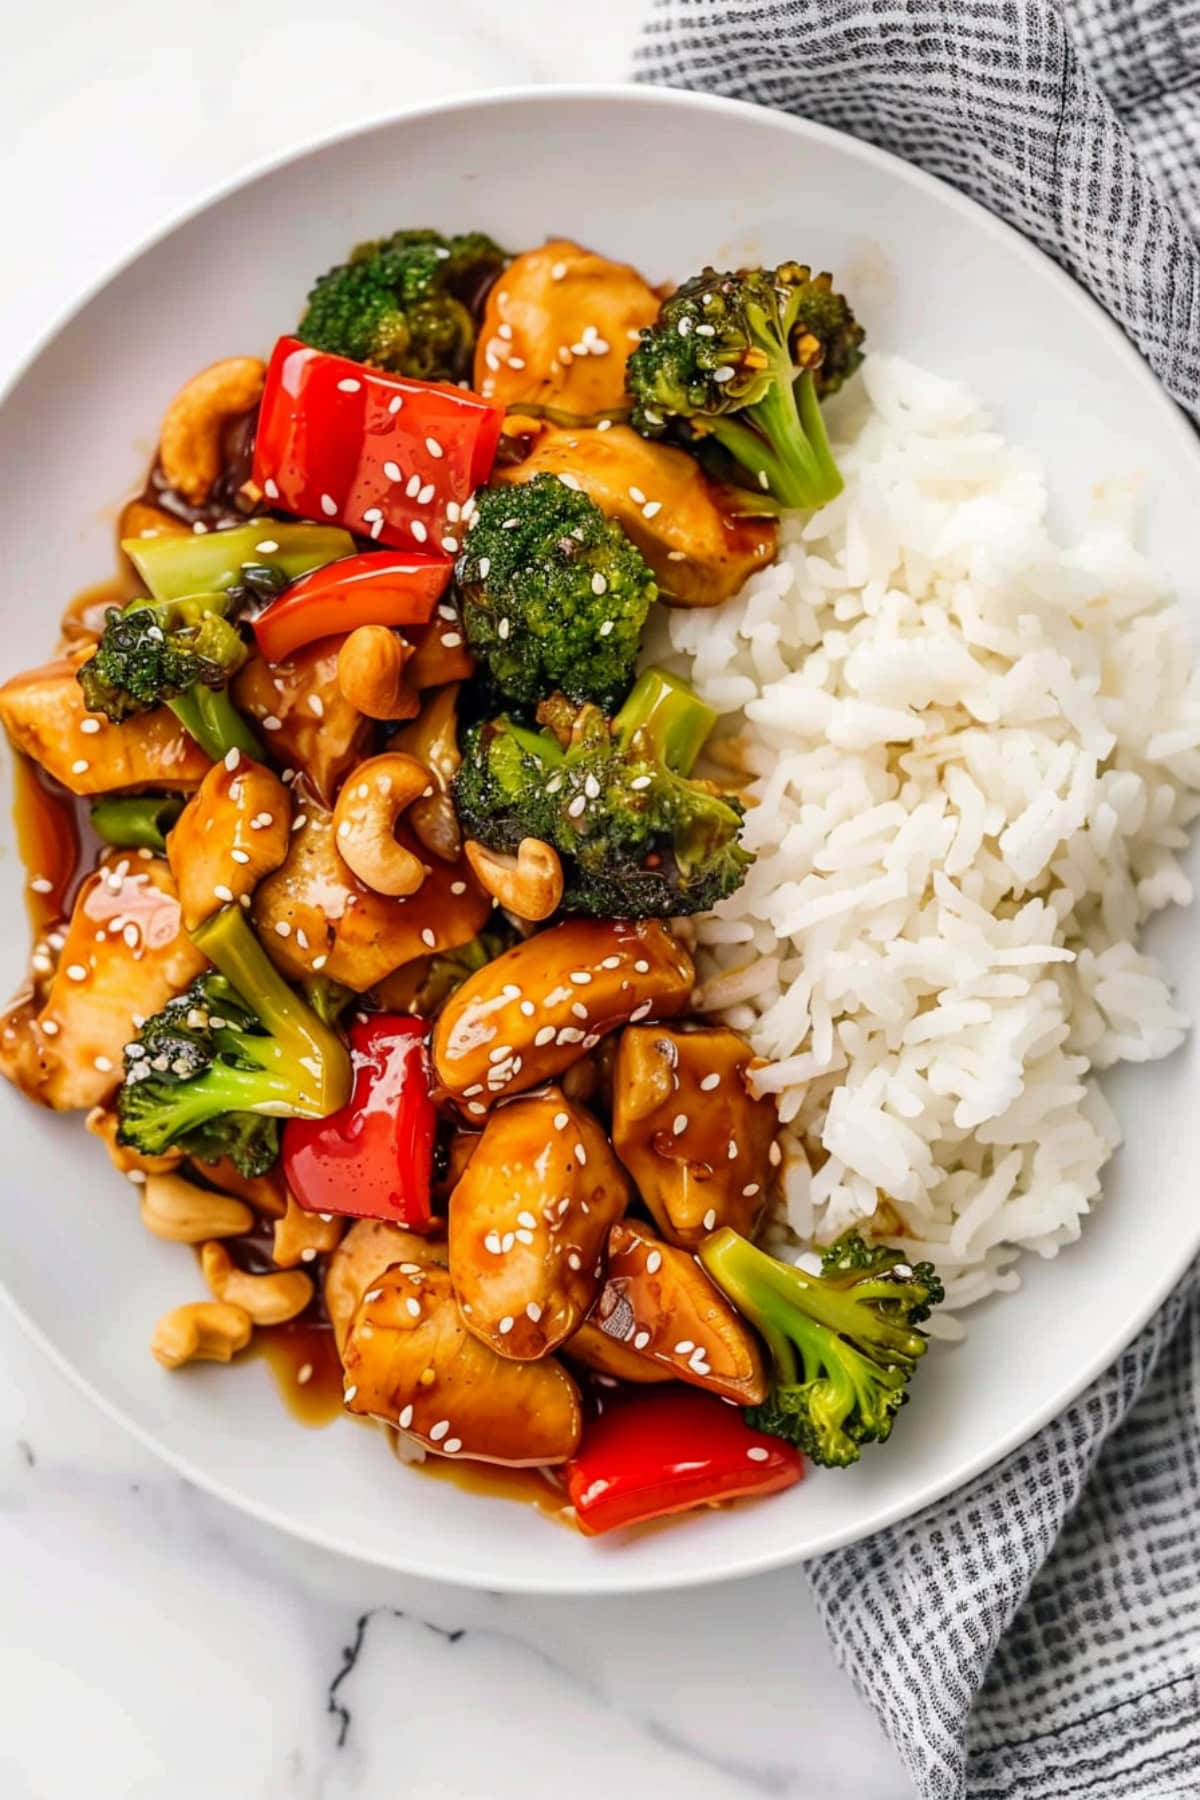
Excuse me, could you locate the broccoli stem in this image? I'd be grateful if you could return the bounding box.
[710,369,843,511]
[614,667,717,776]
[125,522,355,603]
[168,685,264,763]
[191,906,352,1117]
[90,794,185,852]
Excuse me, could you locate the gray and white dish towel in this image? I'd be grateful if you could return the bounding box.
[636,5,1200,1796]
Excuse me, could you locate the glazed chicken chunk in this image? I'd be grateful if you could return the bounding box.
[611,1025,776,1248]
[449,1087,628,1360]
[433,917,694,1116]
[166,754,291,930]
[341,1263,582,1465]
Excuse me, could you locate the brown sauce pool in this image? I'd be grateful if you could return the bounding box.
[401,1438,576,1526]
[10,754,82,937]
[254,1321,345,1428]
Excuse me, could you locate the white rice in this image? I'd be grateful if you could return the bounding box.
[667,353,1200,1329]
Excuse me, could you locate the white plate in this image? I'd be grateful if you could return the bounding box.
[1,85,1197,1594]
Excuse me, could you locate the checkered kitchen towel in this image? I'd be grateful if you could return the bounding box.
[635,6,1200,1796]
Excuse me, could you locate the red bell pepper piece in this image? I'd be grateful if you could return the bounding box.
[281,1015,435,1227]
[252,337,504,555]
[564,1389,804,1536]
[252,550,453,663]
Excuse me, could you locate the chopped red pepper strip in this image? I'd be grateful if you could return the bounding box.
[281,1015,435,1227]
[252,550,453,663]
[251,336,504,554]
[564,1388,804,1535]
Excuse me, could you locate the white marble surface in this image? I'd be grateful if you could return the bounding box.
[0,4,911,1794]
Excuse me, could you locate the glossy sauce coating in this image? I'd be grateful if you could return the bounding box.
[167,756,291,930]
[0,655,211,795]
[588,1219,766,1404]
[234,638,371,808]
[341,1263,582,1466]
[449,1087,628,1360]
[611,1025,775,1248]
[253,805,491,992]
[432,917,694,1116]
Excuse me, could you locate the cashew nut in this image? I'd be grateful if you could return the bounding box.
[151,1300,253,1369]
[273,1193,344,1270]
[332,752,430,897]
[199,1241,314,1325]
[140,1171,254,1243]
[464,837,563,921]
[159,356,266,504]
[390,683,462,862]
[337,627,419,721]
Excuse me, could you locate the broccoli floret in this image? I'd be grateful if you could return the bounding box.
[456,476,656,710]
[698,1229,944,1468]
[454,666,752,917]
[77,594,262,762]
[117,905,352,1171]
[298,228,507,382]
[627,264,864,510]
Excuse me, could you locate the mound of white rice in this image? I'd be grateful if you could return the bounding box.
[668,354,1200,1330]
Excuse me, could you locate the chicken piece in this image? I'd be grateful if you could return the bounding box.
[563,1320,673,1385]
[586,1218,766,1404]
[234,639,370,807]
[611,1025,776,1249]
[0,855,206,1111]
[474,239,659,414]
[403,621,475,692]
[324,1218,447,1356]
[433,918,693,1117]
[253,806,491,991]
[498,423,778,606]
[342,1263,582,1465]
[166,755,291,930]
[449,1088,628,1360]
[86,1104,183,1177]
[0,656,211,795]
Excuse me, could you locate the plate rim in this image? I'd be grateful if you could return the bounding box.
[3,79,1198,1594]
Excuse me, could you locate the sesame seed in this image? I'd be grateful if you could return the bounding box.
[570,971,592,985]
[301,1247,317,1263]
[230,848,250,865]
[696,323,716,337]
[344,1384,359,1404]
[308,695,324,718]
[571,1001,589,1021]
[642,500,662,519]
[320,493,338,516]
[742,1183,760,1198]
[274,921,292,938]
[727,1141,739,1161]
[296,1363,314,1386]
[468,1101,487,1116]
[672,1113,688,1135]
[417,482,436,505]
[425,437,444,459]
[362,507,382,526]
[406,473,421,498]
[80,718,101,735]
[746,1446,770,1463]
[526,1302,542,1323]
[263,715,282,731]
[558,472,582,491]
[41,1018,59,1035]
[497,618,510,640]
[312,954,328,970]
[553,1112,569,1130]
[389,395,404,414]
[699,1072,721,1091]
[263,477,280,499]
[703,1208,718,1230]
[769,1141,783,1167]
[568,1252,582,1271]
[213,884,234,903]
[382,460,403,482]
[631,1000,652,1021]
[551,261,568,279]
[598,620,614,637]
[508,356,525,369]
[336,377,362,393]
[411,520,428,543]
[29,876,52,894]
[440,535,459,554]
[567,794,587,818]
[674,1340,695,1356]
[628,485,646,505]
[646,1250,663,1275]
[71,759,89,775]
[443,1437,463,1454]
[450,880,467,896]
[713,366,736,384]
[574,1143,587,1166]
[123,924,139,949]
[441,631,462,648]
[634,960,650,974]
[499,1316,514,1335]
[421,928,436,948]
[534,1026,556,1047]
[633,1330,651,1350]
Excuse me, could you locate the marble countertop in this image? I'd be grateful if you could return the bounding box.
[0,3,910,1793]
